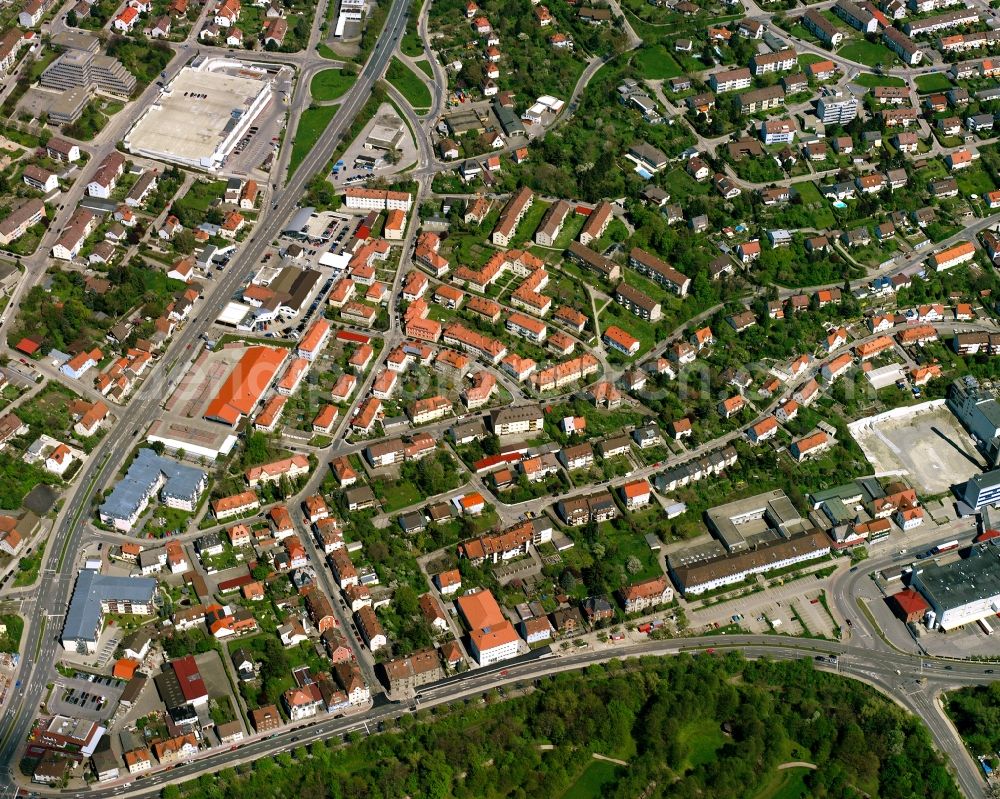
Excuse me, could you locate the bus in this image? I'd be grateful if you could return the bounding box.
[978,618,994,636]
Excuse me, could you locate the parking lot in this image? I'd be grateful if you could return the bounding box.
[225,68,293,177]
[50,673,125,721]
[329,102,418,187]
[687,569,844,640]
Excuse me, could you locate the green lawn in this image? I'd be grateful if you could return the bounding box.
[13,544,44,588]
[787,23,819,43]
[797,53,827,67]
[379,480,423,512]
[561,760,621,799]
[679,718,726,771]
[955,164,997,196]
[0,614,23,654]
[513,199,551,246]
[386,57,432,110]
[837,41,897,68]
[633,44,683,80]
[663,167,709,198]
[752,767,812,799]
[851,72,905,88]
[791,180,823,205]
[289,104,338,177]
[915,72,952,94]
[400,29,423,57]
[310,68,356,101]
[413,58,434,78]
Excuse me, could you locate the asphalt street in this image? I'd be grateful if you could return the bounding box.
[0,0,415,783]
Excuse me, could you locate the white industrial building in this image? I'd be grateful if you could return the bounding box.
[125,58,274,171]
[912,541,1000,630]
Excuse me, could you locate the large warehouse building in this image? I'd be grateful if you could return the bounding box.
[203,345,288,426]
[125,58,273,171]
[911,540,1000,630]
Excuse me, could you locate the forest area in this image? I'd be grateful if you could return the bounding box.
[946,682,1000,766]
[163,654,959,799]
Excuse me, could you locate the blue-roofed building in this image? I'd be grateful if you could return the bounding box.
[99,449,207,532]
[61,570,157,653]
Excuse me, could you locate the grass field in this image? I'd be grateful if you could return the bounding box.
[663,166,709,198]
[387,57,432,110]
[400,29,423,57]
[562,760,620,799]
[310,69,356,101]
[0,614,23,654]
[634,44,683,79]
[376,477,423,512]
[838,41,897,68]
[955,164,997,196]
[851,72,905,88]
[289,104,337,176]
[915,72,953,93]
[679,719,726,771]
[797,52,827,66]
[752,767,812,799]
[413,58,433,78]
[787,23,819,43]
[791,180,823,205]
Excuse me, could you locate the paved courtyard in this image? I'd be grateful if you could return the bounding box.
[849,402,984,495]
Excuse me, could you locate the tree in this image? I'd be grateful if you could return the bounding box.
[173,229,196,254]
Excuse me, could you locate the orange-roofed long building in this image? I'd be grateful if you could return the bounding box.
[204,346,289,426]
[297,320,331,361]
[930,241,975,271]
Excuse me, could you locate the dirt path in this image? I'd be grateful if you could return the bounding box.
[593,753,629,766]
[778,761,817,770]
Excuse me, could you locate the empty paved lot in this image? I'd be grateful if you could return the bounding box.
[849,403,984,494]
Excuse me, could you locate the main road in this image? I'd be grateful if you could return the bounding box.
[16,633,995,799]
[0,0,414,783]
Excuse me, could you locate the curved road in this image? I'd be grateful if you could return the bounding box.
[16,634,994,799]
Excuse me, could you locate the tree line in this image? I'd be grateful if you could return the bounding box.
[162,653,960,799]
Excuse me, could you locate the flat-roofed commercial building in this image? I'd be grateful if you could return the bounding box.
[705,489,810,552]
[912,541,1000,630]
[125,59,273,171]
[964,470,1000,510]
